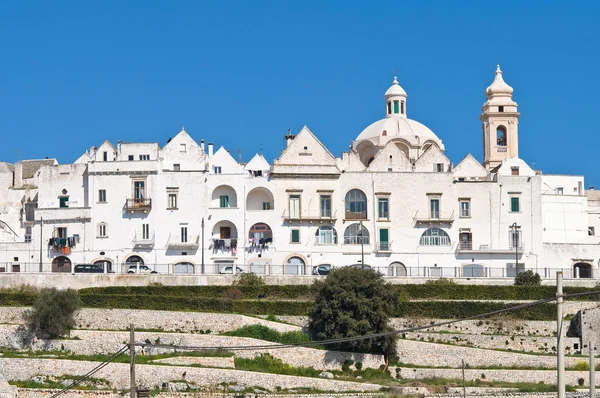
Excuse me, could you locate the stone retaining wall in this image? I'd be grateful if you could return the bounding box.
[152,356,235,368]
[17,391,386,398]
[0,358,382,392]
[399,367,590,387]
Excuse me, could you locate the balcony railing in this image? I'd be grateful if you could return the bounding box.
[282,210,337,224]
[457,242,525,254]
[132,232,155,248]
[376,241,392,252]
[166,234,199,250]
[125,198,152,213]
[344,211,367,221]
[414,210,454,225]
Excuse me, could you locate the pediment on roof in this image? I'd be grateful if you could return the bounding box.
[367,140,412,172]
[453,154,488,178]
[413,145,450,172]
[275,126,337,166]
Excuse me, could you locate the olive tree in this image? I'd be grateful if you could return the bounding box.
[24,287,81,339]
[308,266,399,355]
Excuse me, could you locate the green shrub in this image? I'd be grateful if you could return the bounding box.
[234,353,320,377]
[222,287,243,300]
[223,324,310,345]
[515,270,541,286]
[573,361,589,371]
[23,288,81,339]
[425,278,456,285]
[232,273,265,289]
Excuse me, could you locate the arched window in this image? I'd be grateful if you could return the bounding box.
[419,228,450,246]
[345,189,367,220]
[574,262,592,279]
[126,255,144,265]
[174,262,194,274]
[388,262,407,277]
[248,223,272,240]
[52,256,71,273]
[344,223,369,245]
[496,126,507,146]
[315,226,338,245]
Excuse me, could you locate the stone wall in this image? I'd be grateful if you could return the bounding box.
[0,358,382,392]
[17,391,385,398]
[399,367,590,387]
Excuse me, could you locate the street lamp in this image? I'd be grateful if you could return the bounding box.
[359,221,365,268]
[512,222,519,273]
[201,217,205,274]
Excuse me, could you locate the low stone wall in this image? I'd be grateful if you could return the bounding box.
[395,339,582,369]
[152,356,235,368]
[0,326,384,371]
[0,308,302,334]
[0,358,382,392]
[17,391,386,398]
[399,367,590,387]
[402,332,580,354]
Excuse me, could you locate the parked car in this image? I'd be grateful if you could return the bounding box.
[219,266,245,274]
[312,264,331,275]
[74,264,104,273]
[348,263,372,270]
[127,265,158,274]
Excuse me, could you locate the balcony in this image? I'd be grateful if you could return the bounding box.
[125,198,152,213]
[344,211,367,221]
[414,210,454,225]
[35,207,91,222]
[376,241,393,253]
[166,234,199,250]
[132,232,155,248]
[282,210,337,224]
[210,238,239,258]
[457,242,525,254]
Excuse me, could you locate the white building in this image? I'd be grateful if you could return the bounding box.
[0,66,598,279]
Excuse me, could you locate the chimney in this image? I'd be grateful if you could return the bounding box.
[200,139,205,152]
[14,162,23,188]
[284,134,296,148]
[208,142,214,158]
[590,186,595,190]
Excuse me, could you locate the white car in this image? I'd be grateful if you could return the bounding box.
[127,265,158,274]
[219,266,244,274]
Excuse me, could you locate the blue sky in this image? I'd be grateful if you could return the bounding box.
[1,2,599,184]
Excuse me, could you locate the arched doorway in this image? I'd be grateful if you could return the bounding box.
[123,255,145,273]
[174,262,194,274]
[574,262,592,279]
[388,262,407,277]
[286,256,306,275]
[52,256,71,273]
[463,264,485,278]
[93,259,112,273]
[248,258,269,274]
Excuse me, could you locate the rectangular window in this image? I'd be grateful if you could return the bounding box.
[510,197,520,212]
[181,226,188,243]
[393,100,399,114]
[436,163,444,172]
[459,199,471,218]
[291,229,300,243]
[589,226,596,236]
[173,164,180,171]
[142,224,150,240]
[214,166,222,174]
[168,193,177,209]
[498,105,504,112]
[59,197,69,208]
[134,181,145,199]
[387,101,391,115]
[179,144,186,152]
[25,226,32,243]
[103,151,108,161]
[320,195,331,218]
[289,195,301,218]
[319,227,335,244]
[219,195,229,208]
[556,187,564,195]
[401,101,405,114]
[511,167,520,176]
[378,198,389,220]
[98,223,107,237]
[128,155,134,161]
[56,227,67,239]
[139,154,150,161]
[98,189,107,203]
[430,199,440,219]
[379,228,389,251]
[262,202,271,210]
[510,229,521,249]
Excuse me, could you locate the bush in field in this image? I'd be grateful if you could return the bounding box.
[514,270,541,286]
[23,288,80,339]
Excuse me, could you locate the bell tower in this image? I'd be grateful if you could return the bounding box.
[481,65,520,169]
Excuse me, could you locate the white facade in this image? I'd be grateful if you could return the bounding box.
[0,67,598,279]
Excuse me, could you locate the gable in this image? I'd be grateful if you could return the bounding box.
[275,126,337,166]
[453,154,488,179]
[338,151,367,172]
[413,146,450,173]
[162,129,201,153]
[209,147,244,173]
[367,141,412,172]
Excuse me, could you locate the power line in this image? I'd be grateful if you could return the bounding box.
[49,345,129,398]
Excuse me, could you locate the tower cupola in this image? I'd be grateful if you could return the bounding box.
[384,76,407,118]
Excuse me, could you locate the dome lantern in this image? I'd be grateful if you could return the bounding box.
[384,76,407,118]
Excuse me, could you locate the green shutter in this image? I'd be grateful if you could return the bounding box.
[291,229,300,243]
[220,195,229,208]
[393,101,399,114]
[511,197,519,212]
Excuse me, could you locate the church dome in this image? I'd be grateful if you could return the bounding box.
[486,65,513,97]
[384,76,407,99]
[356,117,440,143]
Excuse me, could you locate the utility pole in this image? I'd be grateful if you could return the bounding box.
[201,218,205,274]
[557,271,565,398]
[130,323,136,398]
[462,359,466,398]
[39,217,43,273]
[590,342,595,398]
[359,221,365,268]
[512,222,519,272]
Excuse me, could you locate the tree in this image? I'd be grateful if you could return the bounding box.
[23,287,81,339]
[514,270,541,286]
[308,266,399,355]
